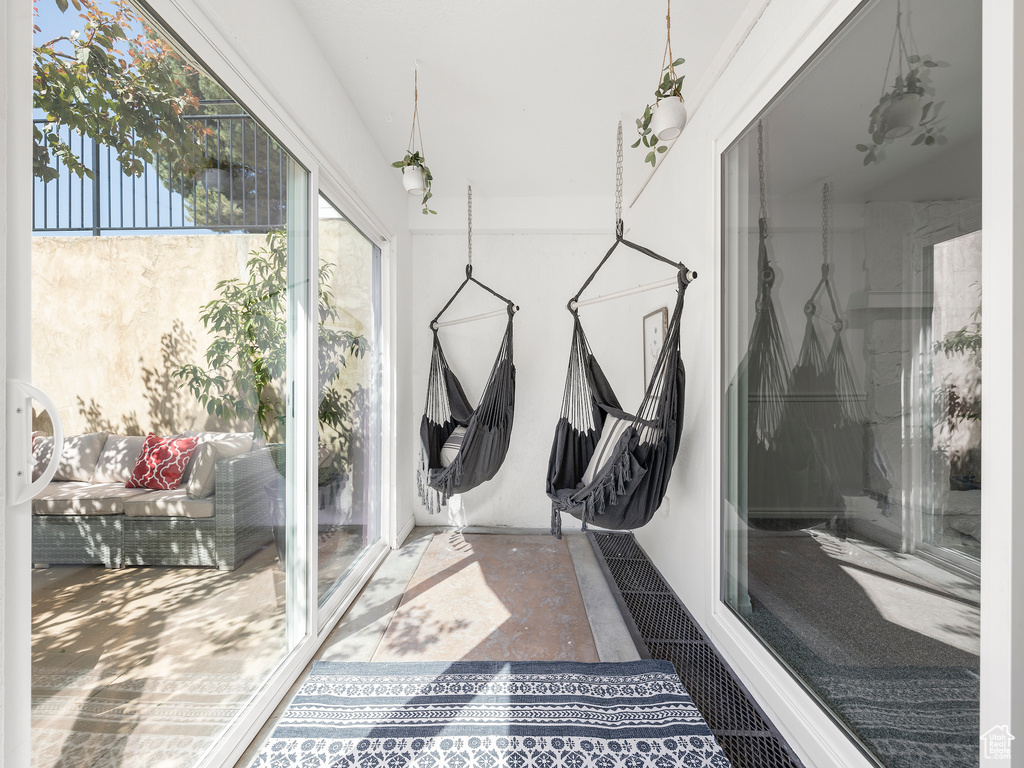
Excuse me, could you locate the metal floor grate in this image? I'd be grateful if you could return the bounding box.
[590,532,805,768]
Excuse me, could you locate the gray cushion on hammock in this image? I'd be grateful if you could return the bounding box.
[440,426,467,468]
[581,415,633,485]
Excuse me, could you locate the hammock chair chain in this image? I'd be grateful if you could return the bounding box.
[615,122,624,237]
[821,180,829,264]
[758,120,767,223]
[567,123,695,314]
[429,184,518,331]
[806,182,843,330]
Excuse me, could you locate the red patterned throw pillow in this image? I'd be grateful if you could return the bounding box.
[126,434,199,490]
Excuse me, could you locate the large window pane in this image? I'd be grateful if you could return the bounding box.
[30,2,308,766]
[721,2,981,766]
[315,195,382,605]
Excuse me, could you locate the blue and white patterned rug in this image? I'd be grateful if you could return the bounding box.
[252,660,731,767]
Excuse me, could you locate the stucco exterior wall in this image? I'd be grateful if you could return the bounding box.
[32,224,374,439]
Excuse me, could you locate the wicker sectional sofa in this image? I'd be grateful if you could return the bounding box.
[31,431,275,571]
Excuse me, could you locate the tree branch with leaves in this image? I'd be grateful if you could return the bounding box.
[33,0,209,182]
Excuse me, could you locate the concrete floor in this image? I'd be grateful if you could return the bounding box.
[233,528,639,767]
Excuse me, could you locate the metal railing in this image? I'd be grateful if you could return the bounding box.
[33,111,288,234]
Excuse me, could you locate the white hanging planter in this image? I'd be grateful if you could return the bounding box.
[650,96,688,141]
[402,165,425,196]
[879,92,922,140]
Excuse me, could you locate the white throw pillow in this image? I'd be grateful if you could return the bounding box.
[91,434,147,484]
[185,443,219,499]
[37,432,109,483]
[181,431,254,491]
[581,415,633,486]
[184,437,254,498]
[440,426,467,468]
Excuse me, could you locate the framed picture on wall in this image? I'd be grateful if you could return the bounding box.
[643,307,669,387]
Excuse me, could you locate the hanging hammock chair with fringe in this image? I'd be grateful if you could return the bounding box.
[417,190,519,515]
[546,223,696,538]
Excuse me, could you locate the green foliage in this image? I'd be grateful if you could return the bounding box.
[391,150,436,215]
[631,57,684,168]
[934,300,982,425]
[175,231,368,461]
[33,0,209,182]
[857,56,948,166]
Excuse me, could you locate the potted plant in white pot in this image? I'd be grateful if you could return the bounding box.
[392,69,437,214]
[392,150,435,215]
[632,0,687,167]
[857,0,947,165]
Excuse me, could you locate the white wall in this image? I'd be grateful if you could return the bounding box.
[0,3,10,759]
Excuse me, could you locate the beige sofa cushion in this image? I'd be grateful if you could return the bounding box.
[33,432,109,483]
[32,482,149,516]
[123,489,215,519]
[182,432,254,499]
[91,435,147,484]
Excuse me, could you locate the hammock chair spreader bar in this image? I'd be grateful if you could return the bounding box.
[571,276,680,309]
[434,306,514,328]
[568,235,697,313]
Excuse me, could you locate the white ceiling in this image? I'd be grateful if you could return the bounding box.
[290,0,754,200]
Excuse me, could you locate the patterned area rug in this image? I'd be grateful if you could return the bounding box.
[252,660,731,767]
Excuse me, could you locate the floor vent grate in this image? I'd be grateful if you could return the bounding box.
[590,532,805,768]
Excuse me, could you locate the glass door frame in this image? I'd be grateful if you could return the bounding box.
[313,182,392,633]
[3,1,399,766]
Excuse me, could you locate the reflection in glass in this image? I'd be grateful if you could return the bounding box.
[721,2,980,767]
[316,195,382,605]
[30,2,307,766]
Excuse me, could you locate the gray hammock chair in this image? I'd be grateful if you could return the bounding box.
[546,220,696,538]
[418,190,519,515]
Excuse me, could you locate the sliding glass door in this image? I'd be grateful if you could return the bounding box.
[315,195,383,609]
[721,1,981,766]
[14,3,382,766]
